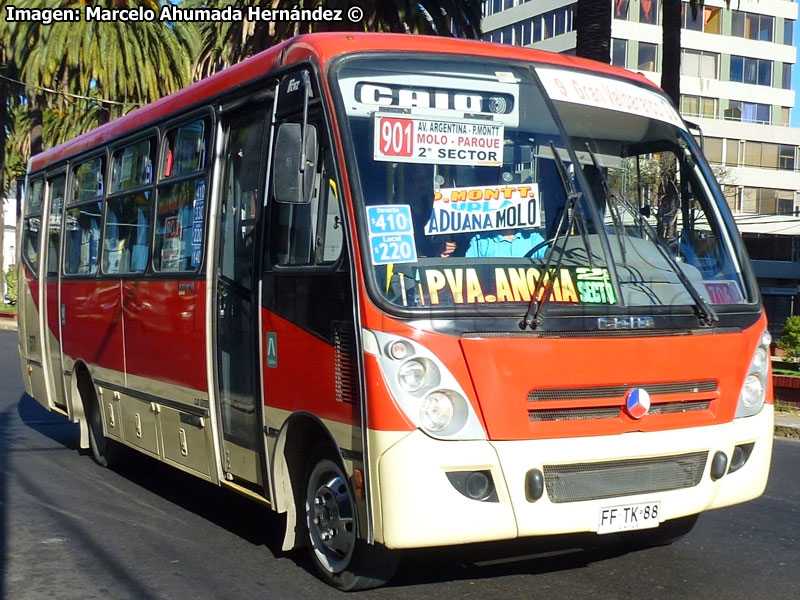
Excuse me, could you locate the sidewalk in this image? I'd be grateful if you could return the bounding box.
[775,413,800,439]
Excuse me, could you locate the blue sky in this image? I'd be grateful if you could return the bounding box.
[794,1,800,127]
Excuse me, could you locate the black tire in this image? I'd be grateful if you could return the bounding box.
[303,449,399,591]
[85,387,119,468]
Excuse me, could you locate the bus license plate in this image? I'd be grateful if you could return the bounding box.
[597,501,661,534]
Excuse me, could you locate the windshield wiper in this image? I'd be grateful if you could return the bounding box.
[583,146,719,327]
[520,142,584,330]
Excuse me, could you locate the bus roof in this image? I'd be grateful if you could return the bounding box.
[29,32,657,173]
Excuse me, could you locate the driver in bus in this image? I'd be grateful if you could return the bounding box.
[403,162,456,258]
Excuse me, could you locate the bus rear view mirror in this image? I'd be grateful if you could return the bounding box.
[273,122,318,204]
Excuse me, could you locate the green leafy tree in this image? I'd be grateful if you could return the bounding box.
[2,0,200,159]
[4,267,17,305]
[777,316,800,361]
[188,0,481,77]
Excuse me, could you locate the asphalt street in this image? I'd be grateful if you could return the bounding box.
[1,326,799,599]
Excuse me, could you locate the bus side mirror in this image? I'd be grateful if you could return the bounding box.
[273,123,318,204]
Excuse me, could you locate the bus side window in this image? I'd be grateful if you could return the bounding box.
[22,179,45,274]
[103,192,152,274]
[46,175,66,277]
[104,138,156,274]
[65,157,105,276]
[154,118,209,273]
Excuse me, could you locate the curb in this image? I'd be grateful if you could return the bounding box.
[775,425,800,439]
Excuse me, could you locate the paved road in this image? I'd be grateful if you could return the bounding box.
[1,327,799,599]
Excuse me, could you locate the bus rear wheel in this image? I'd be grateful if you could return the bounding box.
[303,450,399,591]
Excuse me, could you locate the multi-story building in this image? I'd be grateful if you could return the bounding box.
[2,198,17,298]
[482,0,800,335]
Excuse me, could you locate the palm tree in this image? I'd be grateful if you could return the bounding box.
[575,0,612,63]
[189,0,481,78]
[3,0,200,157]
[661,0,683,106]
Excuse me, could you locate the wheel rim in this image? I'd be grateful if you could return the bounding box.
[307,464,356,574]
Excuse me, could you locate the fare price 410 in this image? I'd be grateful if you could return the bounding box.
[370,210,412,233]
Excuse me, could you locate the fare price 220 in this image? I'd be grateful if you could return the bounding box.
[366,204,418,265]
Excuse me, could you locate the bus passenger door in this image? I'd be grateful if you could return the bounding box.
[213,107,269,488]
[41,173,68,411]
[261,72,361,495]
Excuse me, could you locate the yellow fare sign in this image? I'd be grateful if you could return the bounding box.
[417,266,616,305]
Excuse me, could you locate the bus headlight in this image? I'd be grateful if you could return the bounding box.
[736,330,771,418]
[398,358,438,393]
[364,330,486,440]
[420,391,455,432]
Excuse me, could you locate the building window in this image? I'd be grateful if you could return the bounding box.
[611,38,627,67]
[680,95,717,119]
[740,187,793,215]
[681,1,720,33]
[725,139,739,166]
[640,0,658,25]
[743,142,779,169]
[726,101,770,124]
[778,190,795,215]
[638,42,657,71]
[785,20,794,45]
[681,49,719,79]
[779,145,797,171]
[732,11,774,42]
[729,55,772,86]
[681,1,702,31]
[614,0,629,20]
[703,137,723,164]
[782,63,792,90]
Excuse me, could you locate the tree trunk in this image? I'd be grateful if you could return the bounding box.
[661,0,682,107]
[575,0,612,63]
[30,93,44,157]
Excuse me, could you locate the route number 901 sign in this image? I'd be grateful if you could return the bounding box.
[366,205,418,265]
[373,114,504,166]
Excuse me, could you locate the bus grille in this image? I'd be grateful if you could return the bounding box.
[528,381,717,402]
[527,380,716,423]
[529,400,711,422]
[543,451,708,503]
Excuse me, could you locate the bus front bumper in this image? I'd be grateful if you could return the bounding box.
[373,405,773,549]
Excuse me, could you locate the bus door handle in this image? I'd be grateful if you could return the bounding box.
[61,303,66,325]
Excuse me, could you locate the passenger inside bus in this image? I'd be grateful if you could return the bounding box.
[465,228,546,258]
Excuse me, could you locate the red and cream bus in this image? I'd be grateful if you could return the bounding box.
[17,33,773,590]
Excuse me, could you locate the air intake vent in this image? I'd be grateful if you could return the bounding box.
[543,451,708,503]
[333,322,359,404]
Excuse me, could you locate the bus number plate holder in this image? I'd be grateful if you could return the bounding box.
[597,501,661,534]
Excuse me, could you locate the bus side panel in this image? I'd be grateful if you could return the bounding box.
[122,279,207,392]
[261,307,361,441]
[43,277,68,408]
[60,279,125,376]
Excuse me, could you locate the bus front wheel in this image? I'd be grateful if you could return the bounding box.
[303,449,399,591]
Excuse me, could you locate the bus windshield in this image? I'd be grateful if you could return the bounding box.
[334,56,752,315]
